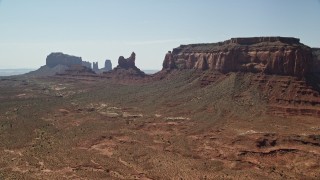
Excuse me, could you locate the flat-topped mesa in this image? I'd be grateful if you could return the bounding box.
[163,37,313,77]
[46,52,82,68]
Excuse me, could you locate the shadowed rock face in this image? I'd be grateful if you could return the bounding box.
[312,48,320,73]
[163,37,313,77]
[46,53,82,68]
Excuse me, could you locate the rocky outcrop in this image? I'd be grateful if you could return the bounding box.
[117,52,136,69]
[163,37,313,77]
[46,53,82,68]
[104,52,146,77]
[93,62,99,72]
[104,60,112,71]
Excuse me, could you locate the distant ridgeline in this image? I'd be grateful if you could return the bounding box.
[162,37,320,77]
[0,69,35,76]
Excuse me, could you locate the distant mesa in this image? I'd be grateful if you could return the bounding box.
[46,52,96,70]
[42,51,144,78]
[162,37,314,77]
[46,52,83,68]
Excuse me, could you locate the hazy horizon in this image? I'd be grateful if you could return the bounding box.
[0,0,320,69]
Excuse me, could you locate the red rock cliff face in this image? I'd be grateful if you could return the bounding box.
[163,37,313,77]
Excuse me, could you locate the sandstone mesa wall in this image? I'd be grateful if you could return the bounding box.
[163,37,313,77]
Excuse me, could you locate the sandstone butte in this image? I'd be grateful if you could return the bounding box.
[108,52,146,76]
[162,37,316,77]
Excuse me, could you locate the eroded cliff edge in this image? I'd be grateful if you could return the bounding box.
[163,37,313,77]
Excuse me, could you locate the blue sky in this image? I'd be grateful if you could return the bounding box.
[0,0,319,69]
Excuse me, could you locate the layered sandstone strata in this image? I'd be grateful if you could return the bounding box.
[163,37,313,77]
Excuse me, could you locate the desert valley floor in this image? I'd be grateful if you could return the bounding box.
[0,71,319,179]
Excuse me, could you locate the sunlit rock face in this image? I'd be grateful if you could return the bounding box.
[163,37,314,77]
